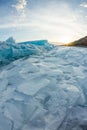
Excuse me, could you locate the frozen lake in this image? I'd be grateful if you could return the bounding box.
[0,38,87,130]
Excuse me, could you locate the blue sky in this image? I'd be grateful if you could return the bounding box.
[0,0,87,43]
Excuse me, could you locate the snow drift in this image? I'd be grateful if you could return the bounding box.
[0,37,87,130]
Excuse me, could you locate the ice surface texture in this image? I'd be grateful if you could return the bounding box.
[0,38,87,130]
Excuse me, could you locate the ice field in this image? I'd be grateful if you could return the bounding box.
[0,38,87,130]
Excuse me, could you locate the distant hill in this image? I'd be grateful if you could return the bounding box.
[64,36,87,47]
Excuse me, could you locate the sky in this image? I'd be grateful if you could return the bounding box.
[0,0,87,43]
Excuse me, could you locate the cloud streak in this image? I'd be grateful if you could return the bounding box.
[80,2,87,8]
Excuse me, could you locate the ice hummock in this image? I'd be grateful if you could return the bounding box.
[0,38,53,65]
[0,38,87,130]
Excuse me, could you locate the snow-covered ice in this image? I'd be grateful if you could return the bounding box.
[0,38,87,130]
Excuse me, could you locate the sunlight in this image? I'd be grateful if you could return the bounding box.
[58,36,72,43]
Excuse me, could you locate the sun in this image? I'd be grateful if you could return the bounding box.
[58,36,72,43]
[50,36,73,45]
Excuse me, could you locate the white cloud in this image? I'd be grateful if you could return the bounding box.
[12,0,27,11]
[12,0,27,20]
[80,2,87,8]
[15,0,27,11]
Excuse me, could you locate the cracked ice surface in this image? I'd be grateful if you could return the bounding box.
[0,40,87,130]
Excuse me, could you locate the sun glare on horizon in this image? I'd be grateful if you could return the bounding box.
[59,36,72,43]
[53,35,73,44]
